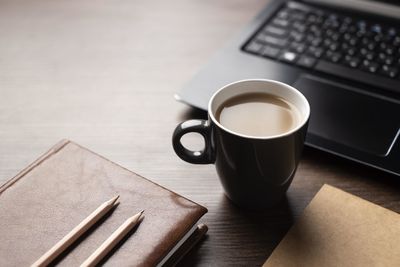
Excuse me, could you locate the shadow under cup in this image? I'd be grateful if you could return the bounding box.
[173,80,310,209]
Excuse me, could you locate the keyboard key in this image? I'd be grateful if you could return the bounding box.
[272,18,289,28]
[374,34,383,42]
[307,14,319,24]
[343,16,352,24]
[331,33,340,41]
[262,46,280,58]
[277,9,290,20]
[256,35,287,47]
[290,31,305,42]
[377,52,387,63]
[264,26,287,36]
[348,25,357,33]
[393,36,400,46]
[325,50,341,63]
[357,20,367,30]
[360,48,368,56]
[368,64,379,73]
[311,37,322,47]
[380,65,398,78]
[245,42,263,54]
[347,48,356,56]
[280,51,298,63]
[293,21,307,33]
[356,30,366,38]
[385,46,395,55]
[379,42,388,51]
[384,56,394,66]
[361,37,370,45]
[323,38,332,47]
[324,19,339,29]
[297,55,317,68]
[371,24,382,34]
[360,59,379,73]
[349,37,358,46]
[339,24,349,34]
[291,12,306,21]
[344,55,360,68]
[343,33,352,41]
[388,27,397,37]
[307,46,324,58]
[367,42,376,50]
[290,42,306,53]
[328,42,339,51]
[342,43,350,50]
[365,52,375,60]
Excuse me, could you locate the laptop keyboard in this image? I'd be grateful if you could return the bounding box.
[243,2,400,93]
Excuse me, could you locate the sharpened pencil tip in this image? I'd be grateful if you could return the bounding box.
[109,195,120,205]
[138,210,145,222]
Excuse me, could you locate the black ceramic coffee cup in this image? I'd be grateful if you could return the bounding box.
[173,79,310,209]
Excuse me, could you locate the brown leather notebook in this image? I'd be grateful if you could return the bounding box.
[0,140,207,266]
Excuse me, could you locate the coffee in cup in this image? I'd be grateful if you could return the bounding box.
[216,92,302,137]
[172,79,310,209]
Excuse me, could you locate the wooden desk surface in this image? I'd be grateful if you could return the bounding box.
[0,0,399,266]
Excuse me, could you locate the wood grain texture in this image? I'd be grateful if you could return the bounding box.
[0,0,399,266]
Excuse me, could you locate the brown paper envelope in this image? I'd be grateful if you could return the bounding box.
[263,184,400,267]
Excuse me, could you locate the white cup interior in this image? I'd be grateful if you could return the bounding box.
[209,79,310,139]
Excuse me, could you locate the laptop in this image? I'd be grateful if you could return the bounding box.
[175,0,400,176]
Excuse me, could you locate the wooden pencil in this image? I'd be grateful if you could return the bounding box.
[32,195,120,267]
[80,210,144,267]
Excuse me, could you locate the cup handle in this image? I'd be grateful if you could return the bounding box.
[172,119,215,164]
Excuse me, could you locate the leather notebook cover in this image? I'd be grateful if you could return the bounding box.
[0,140,207,266]
[263,184,400,267]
